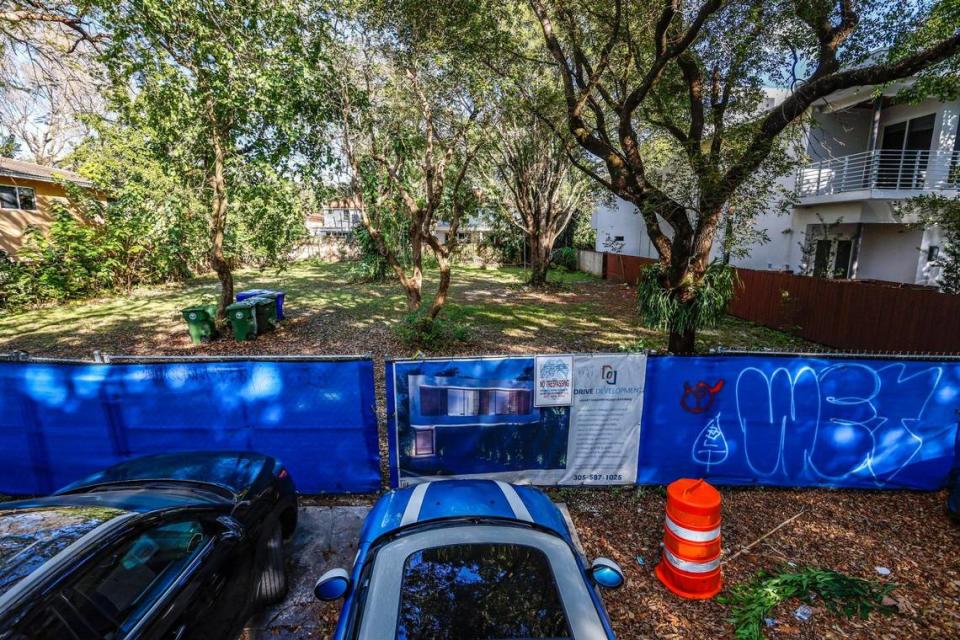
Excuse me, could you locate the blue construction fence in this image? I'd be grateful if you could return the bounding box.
[0,356,379,495]
[2,352,958,495]
[387,353,960,491]
[638,354,960,490]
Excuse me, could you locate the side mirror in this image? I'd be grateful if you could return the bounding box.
[216,516,244,543]
[590,557,625,589]
[314,568,351,601]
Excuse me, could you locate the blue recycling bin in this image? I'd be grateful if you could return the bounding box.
[236,289,285,319]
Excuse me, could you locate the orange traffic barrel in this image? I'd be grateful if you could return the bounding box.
[655,478,722,599]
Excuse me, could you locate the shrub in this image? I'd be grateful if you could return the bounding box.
[718,567,896,640]
[3,211,116,307]
[551,246,578,272]
[636,261,737,335]
[348,227,392,283]
[393,311,471,348]
[0,195,200,311]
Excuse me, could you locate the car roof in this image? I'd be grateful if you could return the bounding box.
[360,480,572,545]
[54,451,273,498]
[1,487,229,514]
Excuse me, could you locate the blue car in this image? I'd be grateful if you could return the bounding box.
[315,480,623,639]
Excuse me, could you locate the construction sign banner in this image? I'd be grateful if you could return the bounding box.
[638,355,960,490]
[387,354,646,487]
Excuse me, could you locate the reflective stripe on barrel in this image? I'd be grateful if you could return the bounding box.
[662,547,721,574]
[665,515,720,542]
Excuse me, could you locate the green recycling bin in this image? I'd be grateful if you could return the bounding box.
[181,304,218,344]
[251,295,278,333]
[253,291,283,323]
[226,299,259,341]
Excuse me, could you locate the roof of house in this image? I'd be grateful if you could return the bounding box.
[0,157,94,188]
[322,195,363,209]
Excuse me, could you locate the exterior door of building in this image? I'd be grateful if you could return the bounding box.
[878,113,936,188]
[812,239,853,279]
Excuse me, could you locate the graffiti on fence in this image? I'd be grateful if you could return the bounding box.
[692,413,729,470]
[641,357,960,490]
[680,379,725,414]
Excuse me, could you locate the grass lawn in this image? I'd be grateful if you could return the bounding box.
[0,260,812,358]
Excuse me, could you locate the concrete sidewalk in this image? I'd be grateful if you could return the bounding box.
[243,506,370,640]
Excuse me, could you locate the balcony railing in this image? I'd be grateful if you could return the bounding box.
[796,149,960,199]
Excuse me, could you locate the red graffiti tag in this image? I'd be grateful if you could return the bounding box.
[680,379,725,414]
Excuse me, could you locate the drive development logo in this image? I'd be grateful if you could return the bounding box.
[601,364,618,385]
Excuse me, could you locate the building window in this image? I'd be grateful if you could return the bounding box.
[878,114,936,189]
[447,388,479,416]
[17,187,35,210]
[0,186,16,209]
[832,239,853,278]
[478,389,531,416]
[927,246,940,262]
[420,387,448,416]
[413,428,435,457]
[0,186,36,210]
[812,238,853,279]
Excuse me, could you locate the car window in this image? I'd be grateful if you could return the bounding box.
[11,520,210,640]
[395,543,571,640]
[0,507,129,599]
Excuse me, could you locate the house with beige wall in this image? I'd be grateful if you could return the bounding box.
[0,157,99,257]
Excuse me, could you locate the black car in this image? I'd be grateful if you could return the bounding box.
[0,452,297,640]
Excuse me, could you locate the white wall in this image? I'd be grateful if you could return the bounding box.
[856,225,924,283]
[916,226,945,286]
[592,197,659,258]
[807,107,873,161]
[577,250,604,276]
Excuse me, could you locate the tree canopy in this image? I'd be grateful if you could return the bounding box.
[522,0,960,351]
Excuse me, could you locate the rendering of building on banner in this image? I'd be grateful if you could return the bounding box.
[396,360,570,480]
[390,354,645,487]
[407,374,542,459]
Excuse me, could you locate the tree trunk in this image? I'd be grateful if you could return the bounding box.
[405,285,422,312]
[208,123,233,323]
[528,234,552,287]
[427,251,451,319]
[406,231,423,312]
[669,324,696,354]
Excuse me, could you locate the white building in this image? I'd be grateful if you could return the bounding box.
[305,196,364,238]
[592,84,959,286]
[434,213,494,246]
[305,196,493,245]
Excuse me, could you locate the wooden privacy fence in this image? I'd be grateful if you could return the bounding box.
[604,252,656,284]
[602,252,960,352]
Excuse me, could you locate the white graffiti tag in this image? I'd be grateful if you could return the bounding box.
[727,363,943,487]
[692,413,729,471]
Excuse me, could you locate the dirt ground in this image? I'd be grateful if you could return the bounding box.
[302,487,960,639]
[559,486,959,639]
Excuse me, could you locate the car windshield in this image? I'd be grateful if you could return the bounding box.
[0,506,128,599]
[395,543,571,640]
